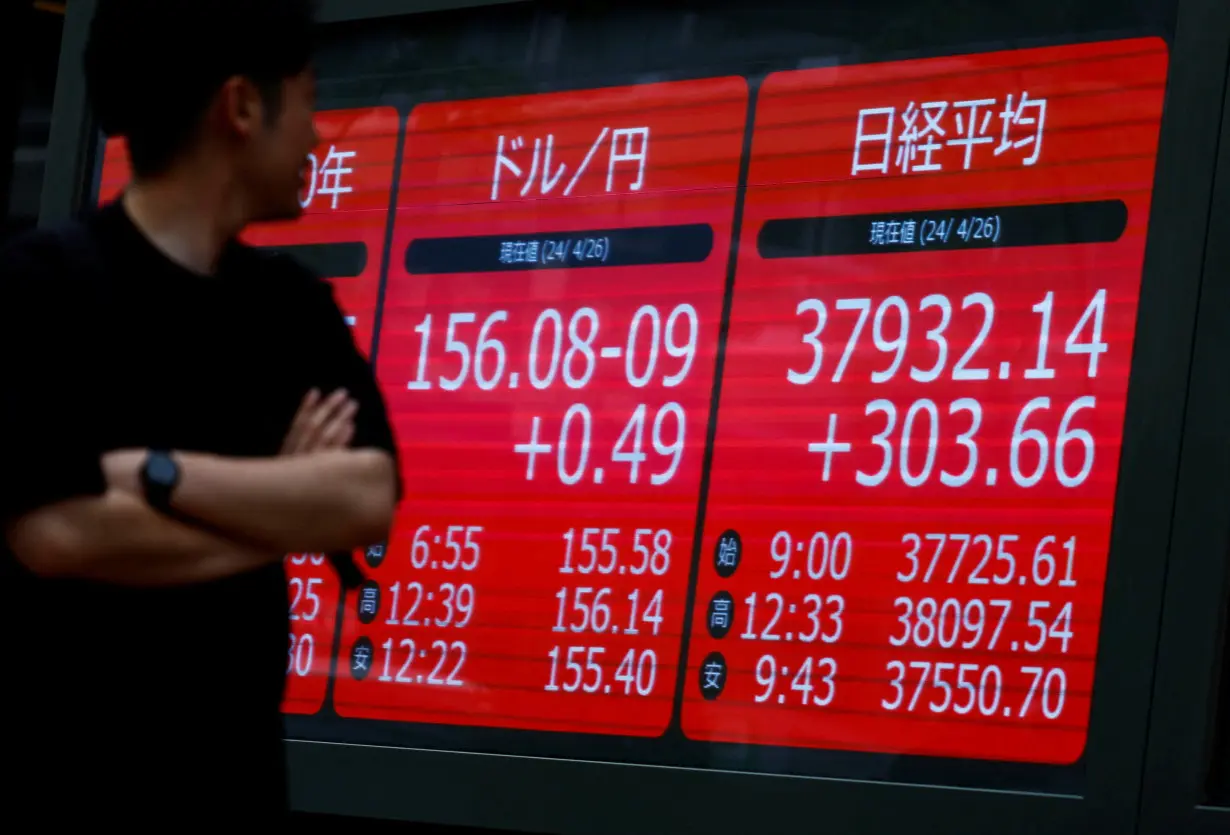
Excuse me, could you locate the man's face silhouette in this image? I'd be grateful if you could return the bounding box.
[232,68,320,224]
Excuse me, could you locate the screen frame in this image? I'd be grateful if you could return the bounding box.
[40,0,1230,831]
[1138,38,1230,835]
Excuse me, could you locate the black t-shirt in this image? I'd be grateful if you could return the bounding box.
[0,201,398,822]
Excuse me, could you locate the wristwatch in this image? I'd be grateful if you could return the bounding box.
[140,450,181,514]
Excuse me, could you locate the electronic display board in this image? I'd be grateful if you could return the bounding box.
[332,78,749,735]
[681,37,1169,764]
[90,36,1173,770]
[95,107,401,715]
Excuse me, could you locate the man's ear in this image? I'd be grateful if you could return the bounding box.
[211,76,265,139]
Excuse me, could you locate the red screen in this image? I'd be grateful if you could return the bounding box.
[332,78,749,735]
[680,38,1168,763]
[95,107,401,715]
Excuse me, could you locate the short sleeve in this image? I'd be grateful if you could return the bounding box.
[0,232,108,521]
[294,267,403,498]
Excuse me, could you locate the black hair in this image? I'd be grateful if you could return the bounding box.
[84,0,317,178]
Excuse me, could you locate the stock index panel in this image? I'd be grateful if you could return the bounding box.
[90,34,1171,775]
[333,77,750,735]
[683,37,1168,764]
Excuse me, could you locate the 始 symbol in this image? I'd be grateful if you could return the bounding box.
[699,652,727,700]
[356,580,381,625]
[363,543,386,570]
[594,467,605,484]
[509,372,520,389]
[706,592,735,640]
[985,468,999,486]
[808,414,853,482]
[999,361,1011,380]
[714,530,742,578]
[349,637,375,681]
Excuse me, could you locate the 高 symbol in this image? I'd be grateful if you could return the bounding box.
[356,581,381,625]
[706,592,735,640]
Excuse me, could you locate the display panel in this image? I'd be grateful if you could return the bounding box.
[95,107,400,715]
[681,38,1169,764]
[333,78,749,735]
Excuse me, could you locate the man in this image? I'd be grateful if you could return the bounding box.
[0,0,399,823]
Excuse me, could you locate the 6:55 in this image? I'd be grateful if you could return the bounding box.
[412,525,482,570]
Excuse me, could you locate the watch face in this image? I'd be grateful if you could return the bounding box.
[148,455,177,485]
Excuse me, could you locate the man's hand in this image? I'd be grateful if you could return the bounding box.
[281,388,358,455]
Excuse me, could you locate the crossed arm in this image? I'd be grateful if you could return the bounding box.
[6,390,398,587]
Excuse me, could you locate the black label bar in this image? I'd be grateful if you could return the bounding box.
[758,200,1128,259]
[405,224,714,275]
[257,242,368,278]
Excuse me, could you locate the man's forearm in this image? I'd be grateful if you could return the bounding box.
[169,449,397,553]
[6,489,280,587]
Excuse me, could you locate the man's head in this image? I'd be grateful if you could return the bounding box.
[85,0,319,223]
